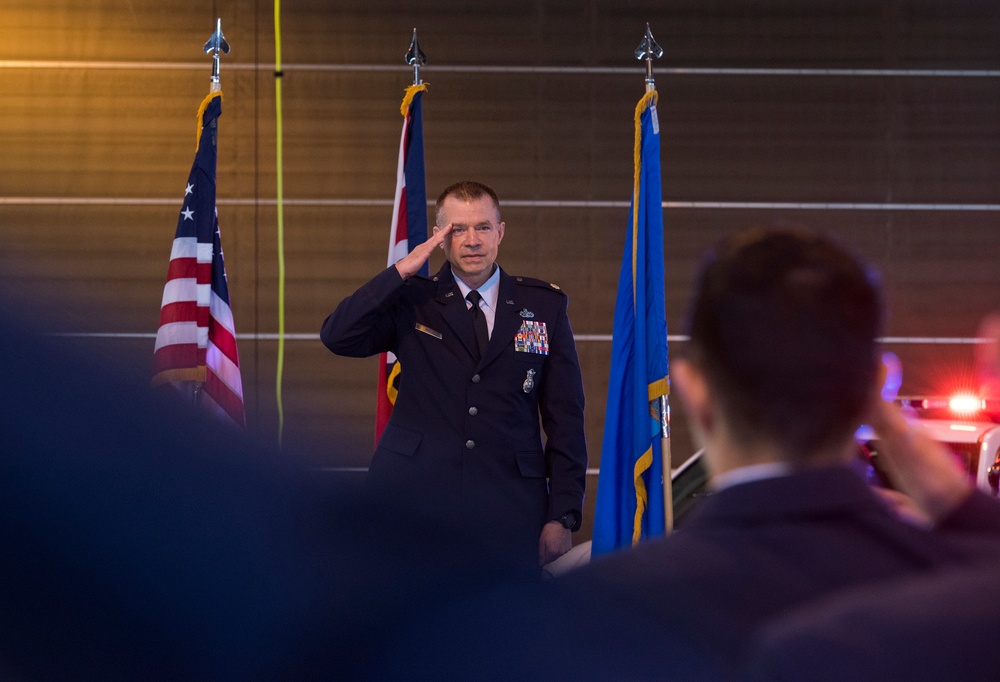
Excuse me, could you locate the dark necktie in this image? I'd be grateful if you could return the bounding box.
[466,290,489,360]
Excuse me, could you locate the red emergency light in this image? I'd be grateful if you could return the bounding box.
[947,394,985,415]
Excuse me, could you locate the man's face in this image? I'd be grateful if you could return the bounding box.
[434,194,505,288]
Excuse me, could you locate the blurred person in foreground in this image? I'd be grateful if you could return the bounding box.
[544,228,1000,681]
[0,282,536,681]
[745,560,1000,682]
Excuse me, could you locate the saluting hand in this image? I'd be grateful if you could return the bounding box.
[867,393,972,523]
[394,224,453,280]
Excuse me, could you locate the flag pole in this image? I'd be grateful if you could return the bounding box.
[194,18,230,410]
[406,28,426,86]
[636,23,662,94]
[635,23,672,533]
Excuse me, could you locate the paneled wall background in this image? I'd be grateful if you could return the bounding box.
[3,1,1000,542]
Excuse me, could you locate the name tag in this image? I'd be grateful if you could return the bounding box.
[515,320,549,355]
[415,323,443,339]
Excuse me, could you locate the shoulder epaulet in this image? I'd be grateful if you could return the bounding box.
[512,275,566,295]
[401,271,440,295]
[404,266,442,284]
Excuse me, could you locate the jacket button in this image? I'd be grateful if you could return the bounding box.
[469,407,478,416]
[471,374,481,383]
[466,440,476,449]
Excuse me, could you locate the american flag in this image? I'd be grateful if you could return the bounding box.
[375,84,428,445]
[152,91,245,427]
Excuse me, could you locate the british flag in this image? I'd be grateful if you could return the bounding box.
[152,92,245,427]
[375,84,428,445]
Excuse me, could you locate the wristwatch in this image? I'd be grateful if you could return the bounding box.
[556,511,578,530]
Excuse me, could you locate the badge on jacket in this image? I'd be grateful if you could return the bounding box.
[515,320,549,355]
[523,369,536,393]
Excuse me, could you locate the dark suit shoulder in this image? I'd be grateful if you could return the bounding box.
[510,275,567,298]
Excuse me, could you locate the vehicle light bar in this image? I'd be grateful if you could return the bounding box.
[947,394,985,415]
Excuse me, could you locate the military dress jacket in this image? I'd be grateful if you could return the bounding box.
[321,262,587,555]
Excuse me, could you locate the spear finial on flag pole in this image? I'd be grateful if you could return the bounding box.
[204,18,231,92]
[635,23,663,93]
[405,28,427,86]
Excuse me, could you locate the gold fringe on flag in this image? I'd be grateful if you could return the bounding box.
[631,90,657,310]
[630,89,663,544]
[633,446,654,543]
[151,366,208,387]
[399,83,428,117]
[195,90,223,152]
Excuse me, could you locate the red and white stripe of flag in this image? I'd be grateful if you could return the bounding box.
[387,104,415,268]
[153,230,245,426]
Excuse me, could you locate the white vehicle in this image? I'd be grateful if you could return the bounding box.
[857,394,1000,497]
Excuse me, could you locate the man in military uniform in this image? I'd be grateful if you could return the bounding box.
[321,181,587,567]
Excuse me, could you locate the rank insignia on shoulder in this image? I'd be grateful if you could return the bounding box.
[519,308,535,319]
[515,320,549,355]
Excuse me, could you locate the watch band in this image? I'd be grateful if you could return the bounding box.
[556,511,577,530]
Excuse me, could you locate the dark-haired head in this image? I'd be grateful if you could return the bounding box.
[686,227,884,461]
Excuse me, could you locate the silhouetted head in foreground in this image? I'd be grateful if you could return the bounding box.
[677,227,884,468]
